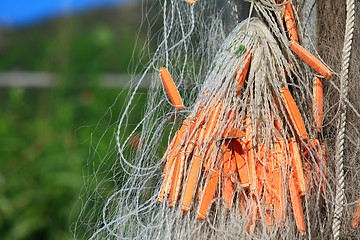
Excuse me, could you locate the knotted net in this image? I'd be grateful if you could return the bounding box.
[72,0,360,239]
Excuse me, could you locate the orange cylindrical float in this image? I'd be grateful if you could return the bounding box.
[162,118,190,176]
[289,41,333,80]
[198,168,219,220]
[233,139,250,189]
[244,116,257,192]
[313,77,323,129]
[353,201,360,229]
[235,51,252,94]
[181,154,202,211]
[169,150,185,207]
[222,143,234,209]
[289,138,306,196]
[284,2,298,41]
[288,173,306,236]
[160,67,184,110]
[273,139,286,225]
[281,87,308,141]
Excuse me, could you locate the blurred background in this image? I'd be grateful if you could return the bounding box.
[0,0,159,239]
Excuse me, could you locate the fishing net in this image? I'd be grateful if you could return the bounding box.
[72,0,360,239]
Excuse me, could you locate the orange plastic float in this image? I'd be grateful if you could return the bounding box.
[289,41,333,80]
[198,168,219,220]
[181,154,202,212]
[235,50,252,94]
[160,67,184,110]
[288,173,306,236]
[244,116,257,193]
[222,142,234,209]
[186,0,197,5]
[353,201,360,230]
[168,149,185,207]
[313,77,323,130]
[233,137,249,189]
[264,154,274,230]
[289,138,306,196]
[281,87,308,141]
[283,2,298,41]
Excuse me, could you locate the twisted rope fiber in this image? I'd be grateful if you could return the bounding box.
[332,0,355,239]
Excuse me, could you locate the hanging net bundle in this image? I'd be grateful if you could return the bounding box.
[73,0,360,239]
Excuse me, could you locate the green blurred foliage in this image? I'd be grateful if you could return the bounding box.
[0,3,158,73]
[0,23,145,73]
[0,4,157,239]
[0,85,148,239]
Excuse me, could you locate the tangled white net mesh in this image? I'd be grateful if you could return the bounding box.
[72,0,360,239]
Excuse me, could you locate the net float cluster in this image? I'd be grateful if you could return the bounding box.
[157,0,360,236]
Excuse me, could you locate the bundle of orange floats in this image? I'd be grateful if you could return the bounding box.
[157,0,360,236]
